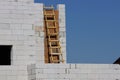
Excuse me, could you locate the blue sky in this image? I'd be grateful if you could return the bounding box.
[35,0,120,64]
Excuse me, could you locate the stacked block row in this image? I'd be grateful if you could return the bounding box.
[28,64,120,80]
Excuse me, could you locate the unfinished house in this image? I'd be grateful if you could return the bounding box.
[0,0,120,80]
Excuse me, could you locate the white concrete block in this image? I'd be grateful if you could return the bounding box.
[0,30,11,34]
[24,30,35,36]
[11,30,24,35]
[10,24,22,30]
[0,76,6,80]
[43,69,65,74]
[0,10,10,14]
[59,28,66,31]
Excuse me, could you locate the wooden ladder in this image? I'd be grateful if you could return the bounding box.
[44,6,64,63]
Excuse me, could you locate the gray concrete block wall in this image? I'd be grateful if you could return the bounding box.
[0,0,44,66]
[0,3,31,65]
[0,0,44,80]
[28,64,120,80]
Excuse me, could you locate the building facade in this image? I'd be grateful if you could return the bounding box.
[0,0,119,80]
